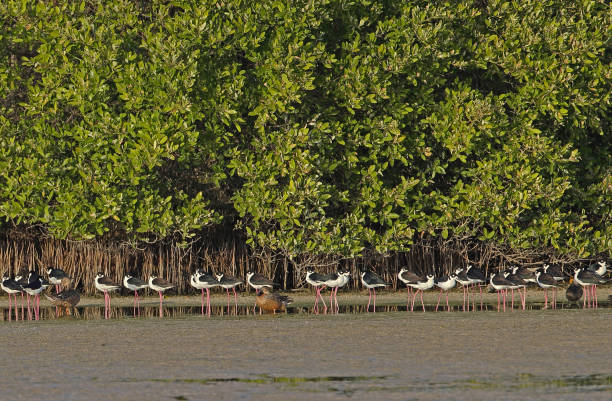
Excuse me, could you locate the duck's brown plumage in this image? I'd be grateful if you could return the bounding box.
[566,278,583,302]
[256,288,292,314]
[45,290,81,307]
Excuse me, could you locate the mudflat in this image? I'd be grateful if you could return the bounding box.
[1,306,611,400]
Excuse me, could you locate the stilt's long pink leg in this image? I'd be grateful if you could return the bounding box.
[318,287,327,313]
[207,288,212,317]
[411,290,419,312]
[233,288,238,315]
[334,287,339,313]
[471,285,475,311]
[27,294,32,320]
[373,288,377,312]
[159,291,165,318]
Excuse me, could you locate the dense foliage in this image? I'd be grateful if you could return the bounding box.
[1,0,610,260]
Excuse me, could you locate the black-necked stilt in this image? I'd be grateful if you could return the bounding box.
[573,267,606,309]
[246,271,274,292]
[148,275,175,317]
[434,274,457,312]
[46,267,71,293]
[305,270,329,313]
[94,272,120,319]
[565,277,583,304]
[44,290,80,317]
[360,270,387,312]
[255,287,292,314]
[455,268,472,311]
[535,270,558,309]
[190,269,218,316]
[542,264,565,308]
[542,264,565,282]
[216,273,242,315]
[324,268,350,313]
[23,271,45,321]
[503,269,526,310]
[586,261,607,308]
[466,265,486,310]
[15,272,28,320]
[512,265,536,308]
[398,268,421,310]
[1,275,22,321]
[123,275,148,317]
[406,274,435,312]
[489,273,514,312]
[588,260,607,276]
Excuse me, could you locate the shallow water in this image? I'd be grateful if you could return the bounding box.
[1,304,611,400]
[2,298,609,321]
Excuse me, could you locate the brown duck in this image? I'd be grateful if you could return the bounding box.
[255,287,293,314]
[565,277,583,303]
[45,290,81,316]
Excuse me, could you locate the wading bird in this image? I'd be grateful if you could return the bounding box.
[360,269,387,312]
[23,272,45,321]
[512,266,536,308]
[406,274,435,312]
[489,273,514,312]
[397,268,421,311]
[190,269,218,317]
[535,270,558,309]
[123,275,149,317]
[586,261,607,308]
[434,274,457,312]
[46,267,71,293]
[216,273,242,315]
[246,271,275,314]
[148,275,175,317]
[573,267,606,309]
[305,270,329,314]
[503,269,526,310]
[1,275,21,321]
[324,268,350,313]
[466,265,486,311]
[455,268,472,312]
[94,273,121,320]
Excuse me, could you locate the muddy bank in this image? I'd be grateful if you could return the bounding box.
[1,308,611,400]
